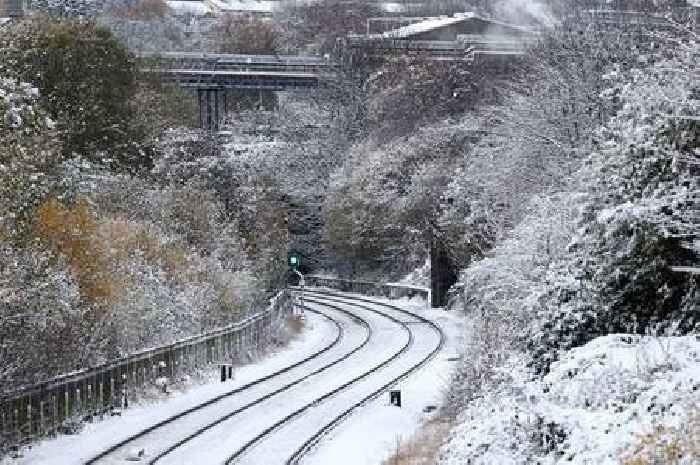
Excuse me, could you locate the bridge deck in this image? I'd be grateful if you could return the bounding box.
[155,68,322,90]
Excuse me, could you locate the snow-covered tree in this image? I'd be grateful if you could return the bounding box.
[0,77,61,239]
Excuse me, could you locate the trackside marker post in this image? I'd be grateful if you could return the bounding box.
[390,390,402,407]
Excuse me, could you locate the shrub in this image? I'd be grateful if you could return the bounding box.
[33,198,119,308]
[0,17,150,171]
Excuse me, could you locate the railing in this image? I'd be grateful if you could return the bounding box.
[305,276,429,304]
[0,290,291,456]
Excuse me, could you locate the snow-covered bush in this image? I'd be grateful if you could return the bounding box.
[0,77,60,238]
[440,21,698,465]
[444,192,583,412]
[0,244,96,390]
[526,34,699,374]
[0,17,156,171]
[438,335,700,465]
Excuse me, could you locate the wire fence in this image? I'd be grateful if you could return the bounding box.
[0,290,291,456]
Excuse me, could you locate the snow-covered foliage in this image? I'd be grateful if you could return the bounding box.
[0,245,88,386]
[439,334,700,465]
[0,23,275,392]
[0,77,59,237]
[433,17,699,465]
[29,0,105,17]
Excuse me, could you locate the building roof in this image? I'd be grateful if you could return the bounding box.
[167,1,213,16]
[381,14,465,39]
[206,0,276,14]
[378,12,534,39]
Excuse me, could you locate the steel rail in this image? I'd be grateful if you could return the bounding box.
[285,289,445,465]
[147,302,372,465]
[223,295,416,465]
[83,307,351,464]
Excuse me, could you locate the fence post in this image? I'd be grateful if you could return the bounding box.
[98,381,103,413]
[1,408,5,451]
[87,384,92,418]
[75,388,81,417]
[109,377,114,407]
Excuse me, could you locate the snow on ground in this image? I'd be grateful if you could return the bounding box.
[395,260,431,288]
[2,311,335,465]
[5,292,462,465]
[304,295,465,465]
[438,334,700,465]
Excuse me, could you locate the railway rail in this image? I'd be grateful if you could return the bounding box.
[83,307,355,464]
[284,290,445,465]
[82,289,444,465]
[146,302,372,465]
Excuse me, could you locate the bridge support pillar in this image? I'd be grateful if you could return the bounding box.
[197,89,225,132]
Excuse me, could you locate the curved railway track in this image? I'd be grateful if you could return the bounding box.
[285,290,445,465]
[147,302,373,464]
[223,289,445,465]
[223,295,415,464]
[84,307,367,465]
[85,289,444,465]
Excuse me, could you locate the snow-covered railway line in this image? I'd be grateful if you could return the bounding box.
[284,290,446,465]
[220,290,445,465]
[83,306,371,465]
[81,291,443,465]
[144,301,374,465]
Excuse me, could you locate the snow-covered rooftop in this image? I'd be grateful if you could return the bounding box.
[206,0,276,14]
[382,13,471,39]
[379,12,534,40]
[167,1,212,16]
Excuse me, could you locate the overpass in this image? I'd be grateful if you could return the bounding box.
[0,0,24,18]
[140,52,334,130]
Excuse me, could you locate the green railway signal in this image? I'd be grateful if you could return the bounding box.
[288,252,301,269]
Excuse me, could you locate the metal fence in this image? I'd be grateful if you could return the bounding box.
[305,276,429,303]
[0,290,291,455]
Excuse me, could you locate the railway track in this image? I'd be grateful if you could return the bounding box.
[146,301,373,464]
[285,290,445,465]
[84,307,368,464]
[223,295,415,464]
[85,290,444,465]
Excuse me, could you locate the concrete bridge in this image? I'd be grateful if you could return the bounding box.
[0,0,24,18]
[140,52,333,130]
[142,14,533,132]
